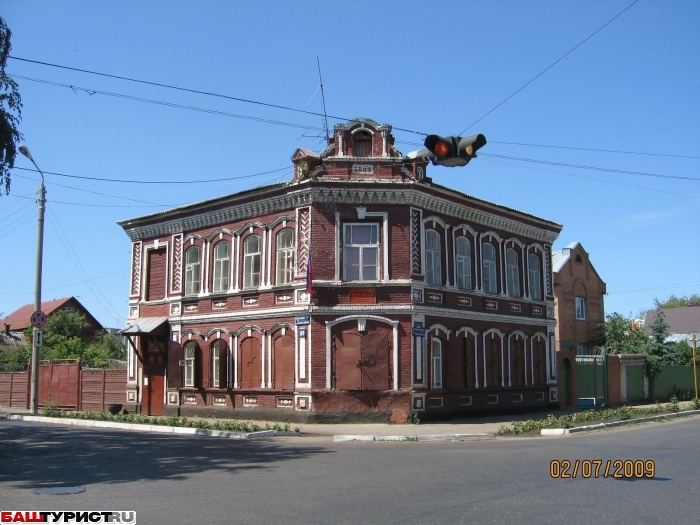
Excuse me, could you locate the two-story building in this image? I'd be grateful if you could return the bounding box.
[118,118,562,422]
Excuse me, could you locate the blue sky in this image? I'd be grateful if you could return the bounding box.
[2,1,699,327]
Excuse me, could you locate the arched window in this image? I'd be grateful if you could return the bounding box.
[506,248,520,297]
[432,338,443,389]
[211,339,227,388]
[528,253,542,300]
[185,246,200,296]
[482,242,497,293]
[243,235,261,289]
[353,130,372,157]
[212,241,230,293]
[184,341,196,387]
[276,229,295,285]
[455,236,471,289]
[425,230,442,286]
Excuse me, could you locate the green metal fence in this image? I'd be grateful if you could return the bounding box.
[575,355,607,407]
[650,365,698,401]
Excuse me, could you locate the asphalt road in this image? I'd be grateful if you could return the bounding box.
[1,417,699,525]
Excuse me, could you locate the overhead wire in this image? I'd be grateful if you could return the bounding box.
[487,141,700,160]
[8,56,427,136]
[458,0,640,134]
[0,207,37,239]
[0,268,129,296]
[47,207,124,324]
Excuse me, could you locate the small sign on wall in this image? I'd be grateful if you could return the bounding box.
[295,316,310,326]
[299,328,307,338]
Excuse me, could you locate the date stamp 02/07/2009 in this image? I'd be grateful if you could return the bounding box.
[550,460,656,479]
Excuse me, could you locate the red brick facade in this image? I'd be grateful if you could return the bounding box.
[119,118,562,422]
[552,242,606,355]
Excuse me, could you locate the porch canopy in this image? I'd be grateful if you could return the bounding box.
[120,317,169,364]
[120,317,169,336]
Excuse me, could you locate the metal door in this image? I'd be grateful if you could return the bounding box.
[626,365,645,403]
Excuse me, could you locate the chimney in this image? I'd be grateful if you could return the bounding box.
[4,323,10,336]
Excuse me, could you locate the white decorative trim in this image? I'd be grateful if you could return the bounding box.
[427,324,451,340]
[121,187,560,245]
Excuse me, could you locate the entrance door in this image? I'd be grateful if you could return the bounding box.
[143,373,164,416]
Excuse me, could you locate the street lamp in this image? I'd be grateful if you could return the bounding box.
[19,145,46,415]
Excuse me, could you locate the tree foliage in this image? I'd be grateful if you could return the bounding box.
[22,310,126,368]
[0,16,22,195]
[654,294,700,309]
[601,312,651,355]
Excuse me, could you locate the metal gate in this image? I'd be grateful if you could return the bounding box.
[575,355,607,408]
[626,365,645,403]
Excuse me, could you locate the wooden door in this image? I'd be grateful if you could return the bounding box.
[274,335,295,390]
[144,373,164,416]
[240,338,262,389]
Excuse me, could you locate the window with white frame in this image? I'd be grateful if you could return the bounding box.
[185,246,200,296]
[506,248,520,297]
[432,338,443,389]
[455,236,472,289]
[353,130,372,157]
[212,339,223,388]
[482,242,498,293]
[425,230,442,286]
[212,241,230,293]
[528,253,542,300]
[184,342,196,387]
[576,297,586,320]
[243,235,261,289]
[343,223,379,281]
[276,229,294,285]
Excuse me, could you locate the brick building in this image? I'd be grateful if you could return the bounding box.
[118,118,562,421]
[552,242,606,356]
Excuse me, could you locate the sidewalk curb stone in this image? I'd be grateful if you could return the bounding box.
[4,414,299,439]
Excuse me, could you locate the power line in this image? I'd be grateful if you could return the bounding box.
[0,208,36,239]
[608,281,700,295]
[488,141,700,160]
[459,0,640,134]
[8,60,426,136]
[0,268,129,296]
[12,164,290,185]
[479,157,700,200]
[47,208,124,324]
[8,192,164,208]
[480,153,700,182]
[0,200,33,224]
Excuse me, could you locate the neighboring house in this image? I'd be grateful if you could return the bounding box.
[552,242,606,355]
[118,118,562,420]
[1,297,103,341]
[0,326,29,354]
[643,306,700,343]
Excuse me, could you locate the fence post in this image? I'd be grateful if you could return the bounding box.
[102,369,106,411]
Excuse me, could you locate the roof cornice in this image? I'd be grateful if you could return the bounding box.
[120,182,560,244]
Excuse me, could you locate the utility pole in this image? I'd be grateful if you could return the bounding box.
[19,145,46,415]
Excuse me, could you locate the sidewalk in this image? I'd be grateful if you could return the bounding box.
[2,402,695,442]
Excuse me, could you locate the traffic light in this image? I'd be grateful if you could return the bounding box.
[423,133,487,167]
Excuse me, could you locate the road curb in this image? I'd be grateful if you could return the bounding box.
[4,413,299,439]
[334,433,494,443]
[540,409,700,436]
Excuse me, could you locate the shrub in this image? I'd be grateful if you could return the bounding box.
[692,397,700,410]
[668,395,680,413]
[618,406,635,420]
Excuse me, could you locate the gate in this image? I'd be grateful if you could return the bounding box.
[38,359,80,409]
[626,365,645,403]
[575,355,607,408]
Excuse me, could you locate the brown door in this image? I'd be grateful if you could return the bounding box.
[534,339,547,386]
[486,335,502,388]
[360,333,389,391]
[143,370,164,416]
[334,332,362,390]
[241,338,262,389]
[274,335,295,390]
[510,338,525,387]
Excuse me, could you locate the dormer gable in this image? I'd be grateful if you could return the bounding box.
[323,118,401,159]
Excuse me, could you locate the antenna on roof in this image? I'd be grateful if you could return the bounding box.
[317,56,330,144]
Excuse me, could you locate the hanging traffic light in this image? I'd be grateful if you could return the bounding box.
[423,133,487,167]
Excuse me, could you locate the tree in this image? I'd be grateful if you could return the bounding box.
[654,294,700,309]
[648,309,670,358]
[0,16,22,195]
[601,312,651,355]
[23,310,126,368]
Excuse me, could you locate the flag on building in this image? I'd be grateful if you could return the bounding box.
[306,250,313,294]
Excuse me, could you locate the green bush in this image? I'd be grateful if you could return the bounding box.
[618,406,635,420]
[667,395,680,413]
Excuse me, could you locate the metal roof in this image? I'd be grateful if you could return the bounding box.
[120,317,169,335]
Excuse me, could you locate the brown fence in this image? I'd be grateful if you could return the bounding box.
[0,363,126,411]
[80,370,127,411]
[0,372,29,408]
